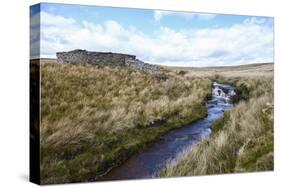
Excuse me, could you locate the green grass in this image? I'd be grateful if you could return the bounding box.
[40,62,212,184]
[40,61,273,183]
[157,65,274,177]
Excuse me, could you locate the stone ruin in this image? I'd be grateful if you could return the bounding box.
[56,49,161,74]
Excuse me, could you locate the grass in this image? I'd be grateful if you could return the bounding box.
[39,60,274,183]
[40,61,212,184]
[157,64,274,177]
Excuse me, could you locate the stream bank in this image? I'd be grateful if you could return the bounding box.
[97,82,237,181]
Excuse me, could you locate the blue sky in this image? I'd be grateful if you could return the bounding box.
[30,3,274,67]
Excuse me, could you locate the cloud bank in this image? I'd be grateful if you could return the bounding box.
[154,10,216,21]
[31,11,273,67]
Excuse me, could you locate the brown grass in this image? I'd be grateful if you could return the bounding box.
[40,62,212,184]
[157,64,274,177]
[39,60,274,183]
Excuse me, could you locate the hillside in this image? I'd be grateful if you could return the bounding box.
[163,63,273,78]
[38,60,274,183]
[158,63,274,177]
[40,61,211,184]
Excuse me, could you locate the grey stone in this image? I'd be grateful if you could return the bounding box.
[56,49,162,74]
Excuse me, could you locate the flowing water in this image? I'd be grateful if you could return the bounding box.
[97,82,236,181]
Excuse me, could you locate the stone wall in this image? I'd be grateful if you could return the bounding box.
[56,49,161,74]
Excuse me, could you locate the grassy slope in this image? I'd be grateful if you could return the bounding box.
[40,62,212,184]
[162,63,273,78]
[158,63,274,177]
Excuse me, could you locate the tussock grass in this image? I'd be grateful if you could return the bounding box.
[40,62,211,184]
[158,65,274,177]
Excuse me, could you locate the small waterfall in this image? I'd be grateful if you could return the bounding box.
[211,82,236,104]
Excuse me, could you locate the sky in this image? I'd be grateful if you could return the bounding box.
[30,3,274,67]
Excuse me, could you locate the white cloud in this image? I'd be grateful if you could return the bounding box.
[33,12,273,67]
[197,13,217,20]
[41,11,76,27]
[30,12,40,58]
[153,10,216,21]
[154,10,173,21]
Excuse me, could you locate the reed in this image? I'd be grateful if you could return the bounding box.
[157,64,273,177]
[40,62,212,184]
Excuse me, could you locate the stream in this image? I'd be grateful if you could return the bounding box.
[97,82,236,181]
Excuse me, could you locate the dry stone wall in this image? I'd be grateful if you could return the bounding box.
[56,49,161,74]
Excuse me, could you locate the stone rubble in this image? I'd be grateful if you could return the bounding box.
[56,49,161,74]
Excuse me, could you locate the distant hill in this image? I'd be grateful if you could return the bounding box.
[162,62,273,78]
[162,62,273,71]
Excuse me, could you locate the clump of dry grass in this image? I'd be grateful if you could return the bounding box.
[40,62,211,184]
[158,69,274,177]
